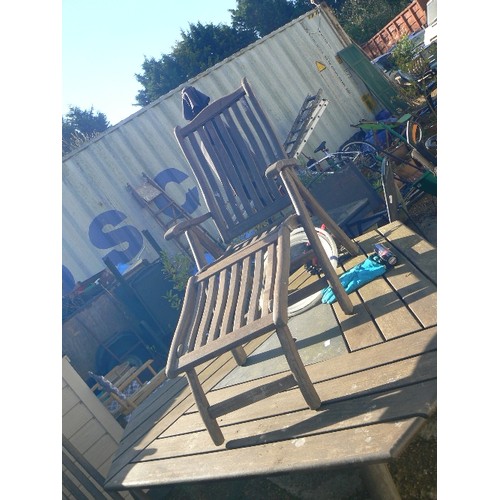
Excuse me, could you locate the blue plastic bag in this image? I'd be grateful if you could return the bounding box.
[321,256,387,304]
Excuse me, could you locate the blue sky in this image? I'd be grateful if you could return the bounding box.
[63,0,238,124]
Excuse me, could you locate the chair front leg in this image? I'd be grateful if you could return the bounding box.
[275,325,321,410]
[185,369,225,446]
[231,346,247,365]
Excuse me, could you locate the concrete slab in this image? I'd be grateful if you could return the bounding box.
[215,302,348,388]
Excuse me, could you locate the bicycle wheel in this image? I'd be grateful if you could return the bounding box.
[340,141,379,171]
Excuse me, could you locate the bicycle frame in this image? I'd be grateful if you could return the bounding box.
[303,150,361,173]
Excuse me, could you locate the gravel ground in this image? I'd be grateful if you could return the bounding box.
[406,193,437,246]
[389,413,437,499]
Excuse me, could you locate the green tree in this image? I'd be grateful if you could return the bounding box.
[62,106,110,156]
[230,0,304,38]
[135,54,187,107]
[337,0,410,44]
[228,1,349,38]
[134,22,256,106]
[133,0,412,107]
[160,252,194,310]
[173,22,256,76]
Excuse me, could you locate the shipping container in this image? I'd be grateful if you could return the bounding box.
[62,4,399,290]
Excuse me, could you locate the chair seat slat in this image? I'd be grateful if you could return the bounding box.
[262,241,277,315]
[247,248,265,322]
[220,262,241,337]
[176,315,276,373]
[207,268,230,342]
[195,275,218,349]
[186,281,208,354]
[233,255,252,329]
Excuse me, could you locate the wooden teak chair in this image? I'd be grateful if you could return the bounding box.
[164,77,360,445]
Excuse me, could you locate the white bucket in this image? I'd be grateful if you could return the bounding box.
[287,227,338,317]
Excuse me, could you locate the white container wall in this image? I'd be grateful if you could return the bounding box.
[62,5,381,289]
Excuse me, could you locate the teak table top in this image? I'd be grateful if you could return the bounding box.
[105,221,437,493]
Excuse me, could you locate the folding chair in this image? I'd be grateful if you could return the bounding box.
[164,77,360,445]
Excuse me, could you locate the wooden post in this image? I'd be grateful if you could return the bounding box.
[361,463,401,500]
[142,229,164,257]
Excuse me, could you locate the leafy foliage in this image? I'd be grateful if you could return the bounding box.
[174,22,257,75]
[135,23,257,106]
[391,34,420,70]
[134,0,412,107]
[62,106,110,156]
[135,54,187,107]
[391,37,437,105]
[160,252,194,310]
[229,0,352,38]
[336,0,410,44]
[229,0,308,38]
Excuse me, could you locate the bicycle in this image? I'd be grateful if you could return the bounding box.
[301,141,364,173]
[340,111,436,174]
[342,112,437,202]
[300,139,386,194]
[301,108,437,204]
[336,114,421,178]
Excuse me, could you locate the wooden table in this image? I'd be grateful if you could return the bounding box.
[104,221,437,498]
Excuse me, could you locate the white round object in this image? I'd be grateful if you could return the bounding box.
[287,227,338,317]
[260,227,338,317]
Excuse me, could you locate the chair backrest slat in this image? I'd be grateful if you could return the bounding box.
[207,116,257,213]
[174,78,291,244]
[194,124,246,221]
[226,104,278,204]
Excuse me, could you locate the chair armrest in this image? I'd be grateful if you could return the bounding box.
[265,158,300,177]
[164,212,224,271]
[163,212,214,240]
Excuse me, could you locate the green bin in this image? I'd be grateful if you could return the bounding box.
[412,170,437,196]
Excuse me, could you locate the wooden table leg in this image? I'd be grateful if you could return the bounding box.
[360,463,401,500]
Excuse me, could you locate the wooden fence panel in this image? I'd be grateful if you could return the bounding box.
[62,356,143,499]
